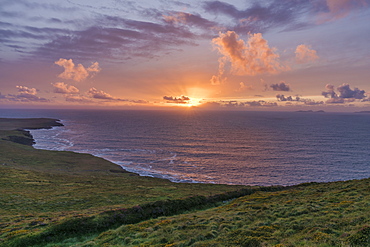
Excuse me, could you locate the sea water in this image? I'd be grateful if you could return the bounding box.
[1,108,370,186]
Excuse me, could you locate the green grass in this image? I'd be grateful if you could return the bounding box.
[0,118,246,246]
[77,179,370,247]
[1,118,370,247]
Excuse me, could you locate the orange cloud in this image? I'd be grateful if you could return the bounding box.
[87,87,115,100]
[16,85,37,95]
[295,44,319,64]
[52,82,80,94]
[55,58,101,82]
[211,31,288,83]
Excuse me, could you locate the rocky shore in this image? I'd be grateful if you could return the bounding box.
[0,118,64,146]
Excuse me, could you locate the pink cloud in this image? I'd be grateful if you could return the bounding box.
[52,82,80,94]
[55,58,101,82]
[318,0,368,23]
[295,44,319,64]
[1,86,50,102]
[87,87,115,100]
[16,85,37,95]
[211,31,289,83]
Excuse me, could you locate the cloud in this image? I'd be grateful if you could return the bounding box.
[1,86,50,102]
[203,1,314,33]
[163,12,216,29]
[322,84,337,98]
[200,100,278,108]
[243,100,278,107]
[52,82,79,94]
[270,82,291,91]
[163,95,190,104]
[322,83,367,103]
[318,0,368,23]
[55,58,101,82]
[295,44,319,64]
[211,31,288,82]
[337,83,366,99]
[87,87,116,100]
[30,15,198,62]
[276,94,300,101]
[65,94,94,103]
[300,99,325,105]
[237,82,253,92]
[16,85,37,95]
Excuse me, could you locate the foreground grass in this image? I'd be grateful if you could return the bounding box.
[1,118,369,246]
[0,118,246,246]
[77,179,370,247]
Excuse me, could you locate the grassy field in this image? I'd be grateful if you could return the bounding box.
[78,179,370,247]
[1,118,369,246]
[0,118,248,246]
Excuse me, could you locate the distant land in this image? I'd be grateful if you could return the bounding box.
[355,111,370,114]
[295,110,325,113]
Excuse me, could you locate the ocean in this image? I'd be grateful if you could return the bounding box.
[1,108,370,186]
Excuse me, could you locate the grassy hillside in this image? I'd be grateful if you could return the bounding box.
[75,179,370,247]
[1,118,369,246]
[0,118,247,246]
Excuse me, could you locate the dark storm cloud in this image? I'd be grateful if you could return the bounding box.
[270,82,291,91]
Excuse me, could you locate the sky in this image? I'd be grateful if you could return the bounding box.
[1,0,370,111]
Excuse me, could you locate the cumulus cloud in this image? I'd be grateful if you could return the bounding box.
[65,94,94,103]
[16,85,37,95]
[322,83,367,103]
[337,84,366,99]
[210,57,227,85]
[52,82,79,94]
[295,44,319,64]
[237,82,253,92]
[210,75,224,85]
[211,31,288,83]
[243,100,278,107]
[87,87,116,100]
[270,82,291,91]
[322,84,337,98]
[276,94,300,101]
[55,58,101,82]
[163,95,190,104]
[1,86,50,102]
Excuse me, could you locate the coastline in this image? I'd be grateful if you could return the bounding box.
[0,118,63,146]
[1,117,370,246]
